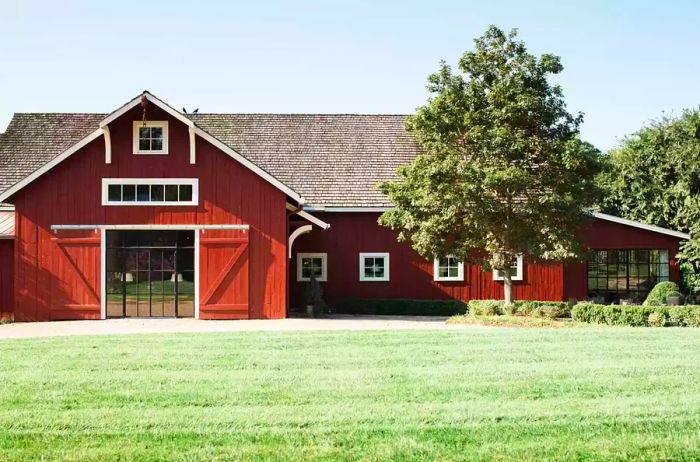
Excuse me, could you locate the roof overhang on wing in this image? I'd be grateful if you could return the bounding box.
[301,206,689,240]
[0,91,305,205]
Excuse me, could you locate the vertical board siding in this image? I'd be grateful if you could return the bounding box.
[12,105,287,321]
[290,213,565,308]
[290,213,684,308]
[0,239,13,319]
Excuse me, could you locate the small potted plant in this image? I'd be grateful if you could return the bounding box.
[666,291,682,306]
[303,274,327,317]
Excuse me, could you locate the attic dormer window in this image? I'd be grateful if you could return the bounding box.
[133,121,168,154]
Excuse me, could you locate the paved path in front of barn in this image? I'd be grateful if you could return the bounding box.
[0,315,484,339]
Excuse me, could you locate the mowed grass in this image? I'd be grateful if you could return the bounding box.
[1,328,700,461]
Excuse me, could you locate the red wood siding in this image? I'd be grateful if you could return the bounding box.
[290,213,565,307]
[291,213,685,308]
[563,218,682,301]
[0,239,13,319]
[11,105,287,321]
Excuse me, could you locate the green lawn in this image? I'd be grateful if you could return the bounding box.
[1,328,700,461]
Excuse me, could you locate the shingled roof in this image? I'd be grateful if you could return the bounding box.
[0,111,421,207]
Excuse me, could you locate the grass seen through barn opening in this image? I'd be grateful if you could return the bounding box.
[1,328,700,460]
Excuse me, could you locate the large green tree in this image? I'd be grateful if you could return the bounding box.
[379,26,601,304]
[598,109,700,268]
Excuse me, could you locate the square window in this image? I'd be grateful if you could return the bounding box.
[359,253,390,281]
[493,255,524,281]
[434,256,464,282]
[297,253,327,282]
[133,121,168,154]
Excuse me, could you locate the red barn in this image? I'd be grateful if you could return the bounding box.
[0,92,689,321]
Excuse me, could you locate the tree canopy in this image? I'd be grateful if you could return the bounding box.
[379,26,601,304]
[598,109,700,266]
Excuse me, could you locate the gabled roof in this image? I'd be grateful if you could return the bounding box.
[0,92,306,204]
[0,93,420,207]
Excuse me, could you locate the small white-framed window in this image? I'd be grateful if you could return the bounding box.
[133,121,169,154]
[102,178,198,206]
[359,252,390,282]
[297,253,327,282]
[434,256,464,282]
[493,255,524,281]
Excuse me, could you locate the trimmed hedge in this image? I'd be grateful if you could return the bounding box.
[334,299,468,316]
[469,300,571,319]
[643,281,680,306]
[571,302,700,327]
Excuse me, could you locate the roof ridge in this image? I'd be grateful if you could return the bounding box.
[189,112,410,116]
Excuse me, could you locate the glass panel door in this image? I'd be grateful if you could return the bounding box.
[105,230,195,318]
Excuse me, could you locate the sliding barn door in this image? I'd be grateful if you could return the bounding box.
[49,229,102,320]
[198,229,250,319]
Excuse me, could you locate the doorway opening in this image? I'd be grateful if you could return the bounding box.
[105,230,195,318]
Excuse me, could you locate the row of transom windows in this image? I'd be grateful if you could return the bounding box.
[296,253,524,283]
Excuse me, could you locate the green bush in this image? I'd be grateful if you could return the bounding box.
[468,300,571,319]
[643,281,681,306]
[572,302,700,327]
[334,299,468,316]
[647,312,667,327]
[517,301,571,319]
[469,300,505,316]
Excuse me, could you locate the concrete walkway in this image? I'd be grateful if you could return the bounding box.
[0,315,477,339]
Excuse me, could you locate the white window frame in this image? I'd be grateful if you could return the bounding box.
[493,255,524,281]
[101,178,199,206]
[359,252,390,282]
[133,121,169,154]
[297,252,327,282]
[433,256,464,282]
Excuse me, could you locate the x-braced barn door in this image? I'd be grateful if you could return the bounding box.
[49,229,101,320]
[199,229,250,319]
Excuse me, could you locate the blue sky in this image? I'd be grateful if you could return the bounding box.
[1,0,698,150]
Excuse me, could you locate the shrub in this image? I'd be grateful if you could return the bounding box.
[334,299,468,316]
[469,300,504,316]
[572,302,700,327]
[468,300,571,318]
[647,311,667,327]
[516,301,571,319]
[643,281,680,306]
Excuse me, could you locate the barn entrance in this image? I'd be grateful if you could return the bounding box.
[105,230,195,318]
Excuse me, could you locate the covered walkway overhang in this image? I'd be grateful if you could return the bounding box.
[286,203,330,258]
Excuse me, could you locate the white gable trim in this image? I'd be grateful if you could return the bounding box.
[0,129,104,203]
[0,91,305,205]
[592,212,690,239]
[99,92,194,129]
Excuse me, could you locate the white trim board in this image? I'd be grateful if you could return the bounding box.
[0,91,305,205]
[101,178,199,206]
[591,212,690,239]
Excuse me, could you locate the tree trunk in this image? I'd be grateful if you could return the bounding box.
[503,272,513,306]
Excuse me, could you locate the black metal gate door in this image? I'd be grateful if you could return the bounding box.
[105,230,195,318]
